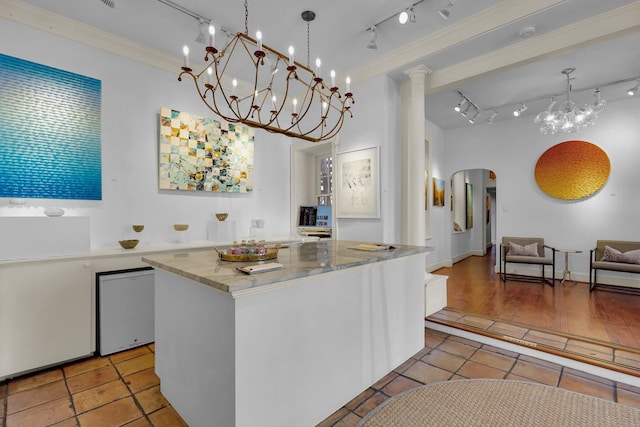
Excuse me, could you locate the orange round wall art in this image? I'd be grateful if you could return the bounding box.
[534,140,610,200]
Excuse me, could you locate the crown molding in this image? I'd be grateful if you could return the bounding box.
[1,0,181,73]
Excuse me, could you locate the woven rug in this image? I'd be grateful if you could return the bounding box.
[357,379,640,426]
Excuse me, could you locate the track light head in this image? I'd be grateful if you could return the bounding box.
[468,108,479,124]
[195,19,209,44]
[486,110,498,124]
[454,96,467,112]
[460,102,472,117]
[513,103,527,117]
[398,10,409,25]
[438,1,454,20]
[627,81,639,96]
[399,7,416,25]
[366,26,378,50]
[409,7,417,23]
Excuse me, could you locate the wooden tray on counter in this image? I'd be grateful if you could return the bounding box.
[215,247,278,262]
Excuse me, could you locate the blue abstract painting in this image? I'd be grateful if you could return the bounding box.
[0,53,102,200]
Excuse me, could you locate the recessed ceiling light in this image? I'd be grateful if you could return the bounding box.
[519,26,536,39]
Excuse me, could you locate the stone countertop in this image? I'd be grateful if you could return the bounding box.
[0,236,319,267]
[142,240,433,297]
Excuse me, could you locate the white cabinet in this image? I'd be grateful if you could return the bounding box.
[0,260,92,379]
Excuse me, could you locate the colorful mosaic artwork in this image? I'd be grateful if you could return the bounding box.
[159,107,254,193]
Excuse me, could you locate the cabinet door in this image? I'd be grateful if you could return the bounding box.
[0,260,92,379]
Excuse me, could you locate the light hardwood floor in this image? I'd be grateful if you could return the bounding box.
[434,245,640,349]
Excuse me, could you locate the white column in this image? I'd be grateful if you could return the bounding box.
[403,65,431,246]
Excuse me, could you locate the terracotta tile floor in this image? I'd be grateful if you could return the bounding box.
[429,307,640,376]
[318,328,640,426]
[1,344,186,427]
[3,330,640,427]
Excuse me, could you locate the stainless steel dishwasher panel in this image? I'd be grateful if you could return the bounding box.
[97,268,154,356]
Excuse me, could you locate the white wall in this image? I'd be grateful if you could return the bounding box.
[335,74,401,244]
[0,19,292,248]
[443,95,640,281]
[5,16,638,282]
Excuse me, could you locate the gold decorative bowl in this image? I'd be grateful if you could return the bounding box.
[132,225,144,232]
[215,213,229,222]
[118,239,139,249]
[173,224,189,231]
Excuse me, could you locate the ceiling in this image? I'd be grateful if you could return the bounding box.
[15,0,640,130]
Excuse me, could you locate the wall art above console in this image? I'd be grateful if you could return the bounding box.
[159,107,254,193]
[0,53,102,200]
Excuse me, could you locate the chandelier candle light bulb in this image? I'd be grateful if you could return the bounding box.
[182,45,189,68]
[330,70,336,88]
[315,58,321,76]
[256,30,262,51]
[209,25,215,47]
[288,46,294,67]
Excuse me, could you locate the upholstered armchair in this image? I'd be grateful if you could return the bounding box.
[499,236,557,286]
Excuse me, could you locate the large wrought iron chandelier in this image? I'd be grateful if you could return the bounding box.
[179,1,354,143]
[534,68,606,135]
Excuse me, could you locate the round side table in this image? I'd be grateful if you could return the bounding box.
[558,249,582,284]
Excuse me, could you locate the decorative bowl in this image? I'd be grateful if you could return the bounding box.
[44,208,65,217]
[132,225,144,232]
[118,239,139,249]
[215,213,229,222]
[173,224,189,231]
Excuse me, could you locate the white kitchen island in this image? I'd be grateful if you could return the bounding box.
[142,240,431,427]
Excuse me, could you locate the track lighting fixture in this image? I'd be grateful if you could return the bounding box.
[454,91,478,122]
[366,26,378,50]
[486,109,498,124]
[195,19,209,43]
[363,1,424,49]
[409,8,417,23]
[398,10,409,25]
[456,71,637,133]
[438,1,454,20]
[460,102,472,117]
[399,7,417,24]
[468,108,479,124]
[454,95,467,112]
[513,103,527,117]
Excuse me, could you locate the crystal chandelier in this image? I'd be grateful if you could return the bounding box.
[535,68,606,135]
[178,1,354,143]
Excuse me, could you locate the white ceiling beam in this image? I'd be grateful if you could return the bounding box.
[427,1,640,93]
[347,0,568,85]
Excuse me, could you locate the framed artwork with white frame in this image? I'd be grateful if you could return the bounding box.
[336,146,380,218]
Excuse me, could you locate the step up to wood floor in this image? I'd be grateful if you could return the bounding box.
[427,307,640,378]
